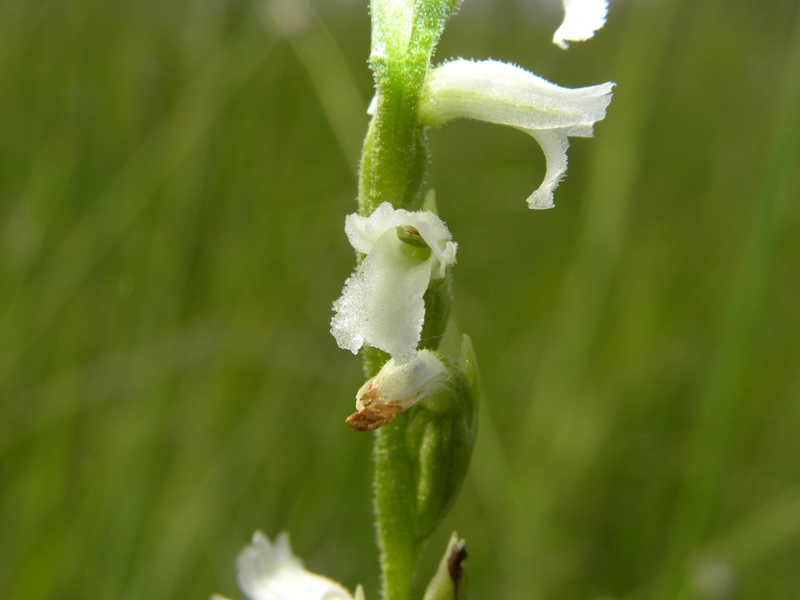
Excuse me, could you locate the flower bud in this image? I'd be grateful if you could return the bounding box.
[422,532,467,600]
[346,350,449,432]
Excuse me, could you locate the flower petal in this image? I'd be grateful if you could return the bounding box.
[420,60,613,131]
[404,212,457,280]
[419,60,613,209]
[553,0,609,49]
[332,229,432,364]
[333,203,457,362]
[236,531,354,600]
[343,202,397,254]
[521,127,569,210]
[344,202,457,276]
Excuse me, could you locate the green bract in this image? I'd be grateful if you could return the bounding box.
[372,337,480,600]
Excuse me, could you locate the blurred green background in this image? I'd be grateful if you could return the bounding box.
[1,0,799,598]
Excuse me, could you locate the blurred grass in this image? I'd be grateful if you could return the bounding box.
[1,0,799,599]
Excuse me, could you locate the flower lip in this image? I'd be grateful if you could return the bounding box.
[331,203,457,363]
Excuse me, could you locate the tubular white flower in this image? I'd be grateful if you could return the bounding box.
[346,350,450,431]
[419,59,614,209]
[553,0,609,49]
[331,202,457,364]
[226,531,365,600]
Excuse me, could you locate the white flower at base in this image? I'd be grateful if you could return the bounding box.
[419,59,613,209]
[331,202,457,364]
[553,0,609,49]
[346,350,450,431]
[213,531,365,600]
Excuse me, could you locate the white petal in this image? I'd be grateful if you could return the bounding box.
[344,203,456,275]
[402,211,457,279]
[520,128,570,210]
[236,531,354,600]
[420,61,613,208]
[420,60,613,131]
[333,203,457,361]
[332,229,432,364]
[343,202,398,254]
[553,0,608,49]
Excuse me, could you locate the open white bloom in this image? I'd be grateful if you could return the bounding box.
[553,0,609,49]
[212,531,365,600]
[419,59,613,209]
[346,350,450,431]
[331,202,457,364]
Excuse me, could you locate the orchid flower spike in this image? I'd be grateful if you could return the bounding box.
[331,202,457,364]
[554,0,609,49]
[346,350,450,431]
[419,59,613,209]
[212,531,365,600]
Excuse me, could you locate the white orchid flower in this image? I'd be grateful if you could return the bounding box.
[212,531,365,600]
[419,59,613,209]
[346,350,450,431]
[331,202,457,364]
[553,0,609,49]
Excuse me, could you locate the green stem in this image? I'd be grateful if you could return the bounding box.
[358,71,428,214]
[358,2,463,597]
[374,413,424,600]
[358,0,461,215]
[362,344,421,600]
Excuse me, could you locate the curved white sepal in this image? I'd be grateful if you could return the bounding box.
[420,60,613,208]
[522,128,570,209]
[553,0,609,49]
